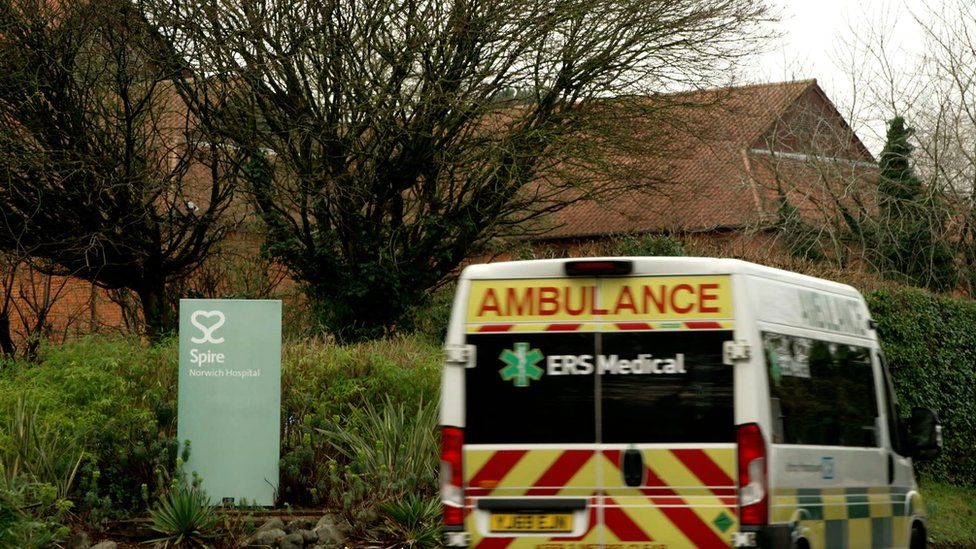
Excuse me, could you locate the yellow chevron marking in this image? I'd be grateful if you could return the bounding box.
[607,492,693,547]
[462,449,496,485]
[489,450,561,496]
[701,447,736,481]
[642,449,738,538]
[557,453,599,496]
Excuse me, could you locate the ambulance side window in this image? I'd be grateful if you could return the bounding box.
[764,332,879,447]
[878,353,905,456]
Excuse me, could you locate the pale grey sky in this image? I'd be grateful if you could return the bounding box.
[753,0,932,154]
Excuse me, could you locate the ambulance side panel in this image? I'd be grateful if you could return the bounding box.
[742,274,919,549]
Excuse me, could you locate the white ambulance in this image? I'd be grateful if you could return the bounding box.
[439,257,941,549]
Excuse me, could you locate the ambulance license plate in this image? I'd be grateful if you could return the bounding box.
[489,513,573,533]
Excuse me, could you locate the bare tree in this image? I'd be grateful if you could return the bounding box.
[0,0,241,338]
[143,0,771,339]
[833,0,976,294]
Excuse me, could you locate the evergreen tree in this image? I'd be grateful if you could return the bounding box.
[875,117,955,290]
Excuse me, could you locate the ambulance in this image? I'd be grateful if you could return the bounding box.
[439,257,942,549]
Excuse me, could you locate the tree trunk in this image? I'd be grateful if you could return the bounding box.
[0,314,14,358]
[138,283,174,341]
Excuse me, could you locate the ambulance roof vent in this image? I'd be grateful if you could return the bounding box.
[565,259,633,277]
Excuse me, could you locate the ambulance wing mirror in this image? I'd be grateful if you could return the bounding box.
[907,407,942,460]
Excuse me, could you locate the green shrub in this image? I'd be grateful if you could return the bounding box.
[614,234,686,257]
[0,472,71,548]
[277,335,439,507]
[0,337,181,523]
[148,483,221,547]
[867,287,976,485]
[377,494,440,548]
[2,396,83,500]
[318,398,438,525]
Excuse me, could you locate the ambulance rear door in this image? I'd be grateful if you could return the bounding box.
[462,277,601,548]
[597,275,738,549]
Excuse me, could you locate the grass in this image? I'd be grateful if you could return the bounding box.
[924,480,976,547]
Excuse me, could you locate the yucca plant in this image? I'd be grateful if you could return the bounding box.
[377,494,440,548]
[147,483,220,547]
[2,396,83,500]
[317,398,438,519]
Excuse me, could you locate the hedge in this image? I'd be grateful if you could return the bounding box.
[867,286,976,485]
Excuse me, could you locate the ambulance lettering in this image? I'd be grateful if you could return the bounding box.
[547,353,686,375]
[475,281,723,318]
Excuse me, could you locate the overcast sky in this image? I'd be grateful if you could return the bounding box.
[753,0,932,154]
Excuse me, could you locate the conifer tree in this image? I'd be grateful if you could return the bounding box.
[875,117,955,290]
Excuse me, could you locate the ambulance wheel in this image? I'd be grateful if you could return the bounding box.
[909,522,926,549]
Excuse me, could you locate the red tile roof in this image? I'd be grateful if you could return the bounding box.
[539,79,873,239]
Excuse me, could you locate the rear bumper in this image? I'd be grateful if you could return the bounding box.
[442,526,470,548]
[736,525,792,549]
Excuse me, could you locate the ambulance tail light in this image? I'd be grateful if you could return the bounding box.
[440,426,464,526]
[737,422,768,525]
[565,259,632,276]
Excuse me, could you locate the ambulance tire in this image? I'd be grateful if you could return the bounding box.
[909,522,926,549]
[791,538,809,549]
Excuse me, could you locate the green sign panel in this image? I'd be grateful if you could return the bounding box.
[178,299,281,506]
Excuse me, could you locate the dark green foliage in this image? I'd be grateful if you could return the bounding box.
[874,117,956,291]
[318,399,438,525]
[148,484,221,547]
[0,338,181,525]
[879,117,922,202]
[614,234,686,257]
[777,194,822,260]
[275,337,440,508]
[377,494,440,548]
[0,475,70,548]
[867,287,976,484]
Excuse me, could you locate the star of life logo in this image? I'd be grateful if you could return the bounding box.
[499,342,544,387]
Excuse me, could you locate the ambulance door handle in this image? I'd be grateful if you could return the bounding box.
[622,448,644,487]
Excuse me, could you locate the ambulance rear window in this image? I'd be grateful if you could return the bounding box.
[462,330,734,444]
[464,333,596,444]
[601,330,734,443]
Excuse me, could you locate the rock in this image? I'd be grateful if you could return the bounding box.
[279,540,302,549]
[256,517,286,533]
[66,532,91,549]
[91,543,118,549]
[251,527,287,546]
[285,518,313,533]
[300,529,318,543]
[314,514,337,531]
[314,523,344,545]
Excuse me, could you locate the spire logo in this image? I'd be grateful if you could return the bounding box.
[190,310,226,344]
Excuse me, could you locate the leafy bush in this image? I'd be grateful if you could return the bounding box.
[277,336,439,507]
[614,234,686,257]
[2,396,83,500]
[0,337,181,523]
[318,398,438,525]
[0,473,71,548]
[867,287,976,484]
